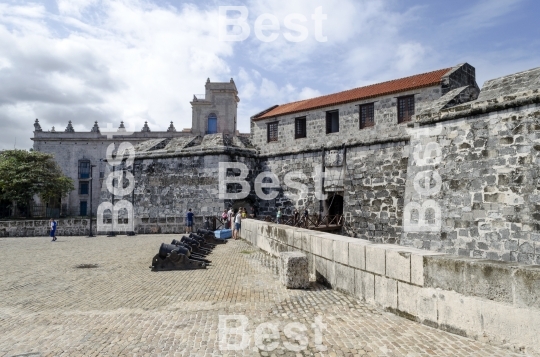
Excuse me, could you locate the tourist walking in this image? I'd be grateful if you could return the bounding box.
[49,218,57,242]
[222,209,228,229]
[227,207,234,230]
[233,209,242,240]
[293,208,299,226]
[303,208,309,228]
[185,208,195,233]
[276,208,282,224]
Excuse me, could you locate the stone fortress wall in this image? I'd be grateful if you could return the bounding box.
[30,63,540,265]
[246,64,540,264]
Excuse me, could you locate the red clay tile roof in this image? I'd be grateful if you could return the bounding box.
[252,67,452,120]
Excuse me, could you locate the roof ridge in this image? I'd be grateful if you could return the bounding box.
[282,67,452,107]
[253,67,453,120]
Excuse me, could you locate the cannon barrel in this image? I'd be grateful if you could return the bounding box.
[171,239,192,252]
[189,233,216,248]
[197,228,213,236]
[180,236,200,248]
[159,243,189,259]
[170,239,212,264]
[196,228,228,244]
[181,237,211,255]
[188,233,206,243]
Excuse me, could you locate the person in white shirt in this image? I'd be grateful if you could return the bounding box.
[233,210,242,240]
[227,207,234,231]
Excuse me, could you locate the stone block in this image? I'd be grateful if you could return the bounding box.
[397,282,420,317]
[320,237,334,260]
[354,269,375,303]
[326,259,336,287]
[276,226,294,246]
[410,250,446,286]
[436,289,483,337]
[300,230,311,252]
[417,288,438,325]
[374,275,397,309]
[365,245,386,275]
[513,265,540,309]
[424,256,516,304]
[334,263,354,294]
[480,297,540,353]
[279,252,309,289]
[310,234,322,256]
[292,229,304,249]
[411,254,425,286]
[386,250,411,282]
[314,255,327,282]
[333,239,349,265]
[348,239,371,270]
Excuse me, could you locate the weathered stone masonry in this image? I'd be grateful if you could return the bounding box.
[31,63,540,266]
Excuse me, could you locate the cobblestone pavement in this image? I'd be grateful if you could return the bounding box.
[0,235,527,357]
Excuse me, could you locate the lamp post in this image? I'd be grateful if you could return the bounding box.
[88,164,97,237]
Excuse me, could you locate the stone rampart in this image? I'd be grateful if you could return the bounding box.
[0,218,96,237]
[241,218,540,355]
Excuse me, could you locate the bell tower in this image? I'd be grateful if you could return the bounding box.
[191,78,240,136]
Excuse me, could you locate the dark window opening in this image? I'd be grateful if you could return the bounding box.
[80,201,88,216]
[267,121,279,142]
[295,117,307,139]
[326,110,339,134]
[79,182,89,195]
[360,103,375,129]
[398,95,415,123]
[78,160,90,179]
[326,194,344,216]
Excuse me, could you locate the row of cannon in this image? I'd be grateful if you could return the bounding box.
[150,229,227,271]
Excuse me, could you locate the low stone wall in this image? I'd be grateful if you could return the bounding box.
[241,219,540,355]
[0,218,96,237]
[0,216,213,237]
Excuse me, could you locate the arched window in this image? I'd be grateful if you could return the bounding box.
[207,114,217,134]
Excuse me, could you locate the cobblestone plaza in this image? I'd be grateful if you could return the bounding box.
[0,236,526,357]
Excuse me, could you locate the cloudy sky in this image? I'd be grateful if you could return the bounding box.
[0,0,539,150]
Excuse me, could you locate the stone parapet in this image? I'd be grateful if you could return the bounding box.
[0,218,96,237]
[241,219,540,355]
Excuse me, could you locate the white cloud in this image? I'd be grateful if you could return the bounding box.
[298,87,322,100]
[0,0,235,149]
[394,42,426,72]
[57,0,99,17]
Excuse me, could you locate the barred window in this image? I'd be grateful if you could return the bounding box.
[295,117,306,139]
[78,160,90,179]
[360,103,375,129]
[267,121,279,142]
[79,182,89,195]
[398,95,415,123]
[326,110,339,134]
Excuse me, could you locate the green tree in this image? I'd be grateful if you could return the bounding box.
[0,150,74,209]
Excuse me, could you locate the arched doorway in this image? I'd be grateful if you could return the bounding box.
[207,114,217,134]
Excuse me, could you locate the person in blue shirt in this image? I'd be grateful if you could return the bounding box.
[49,218,57,242]
[185,208,195,233]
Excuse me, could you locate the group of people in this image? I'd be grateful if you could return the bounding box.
[275,207,309,226]
[221,206,250,240]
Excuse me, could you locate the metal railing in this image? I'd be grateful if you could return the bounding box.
[210,213,343,231]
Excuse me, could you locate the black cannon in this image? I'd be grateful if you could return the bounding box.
[151,243,206,271]
[171,239,211,264]
[181,236,212,255]
[196,228,228,244]
[189,233,216,249]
